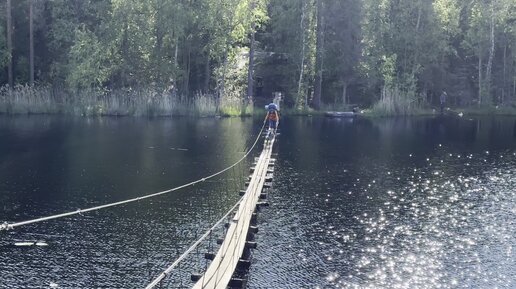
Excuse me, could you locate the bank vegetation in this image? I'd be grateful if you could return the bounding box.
[0,0,515,116]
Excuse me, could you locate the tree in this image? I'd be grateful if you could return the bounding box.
[247,1,256,104]
[6,0,12,87]
[461,0,516,105]
[66,28,116,89]
[323,0,362,105]
[0,0,515,115]
[46,0,105,85]
[0,15,8,73]
[313,0,324,109]
[29,0,33,85]
[255,0,317,109]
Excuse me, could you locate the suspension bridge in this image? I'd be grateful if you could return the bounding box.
[0,116,279,289]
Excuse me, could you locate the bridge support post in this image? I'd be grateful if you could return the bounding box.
[228,278,247,288]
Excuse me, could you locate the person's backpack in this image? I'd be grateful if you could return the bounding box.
[268,110,278,121]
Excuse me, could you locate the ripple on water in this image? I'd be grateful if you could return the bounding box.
[251,150,516,289]
[1,116,515,288]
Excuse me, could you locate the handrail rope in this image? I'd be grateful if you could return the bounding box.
[205,134,276,287]
[0,116,268,232]
[147,124,277,289]
[144,197,244,289]
[194,131,275,289]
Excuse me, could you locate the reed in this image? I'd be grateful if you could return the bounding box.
[218,97,254,117]
[369,86,426,116]
[0,85,223,116]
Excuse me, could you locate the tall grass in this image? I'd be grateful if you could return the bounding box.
[218,97,254,117]
[0,85,60,114]
[369,86,427,116]
[281,106,320,116]
[0,85,225,116]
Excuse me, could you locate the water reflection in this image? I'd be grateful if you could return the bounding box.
[0,115,515,288]
[0,115,256,288]
[251,116,515,289]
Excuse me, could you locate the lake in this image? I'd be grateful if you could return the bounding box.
[0,115,515,289]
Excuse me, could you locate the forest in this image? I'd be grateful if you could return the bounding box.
[0,0,515,116]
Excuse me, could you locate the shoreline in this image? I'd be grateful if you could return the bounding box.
[2,87,515,118]
[3,107,516,118]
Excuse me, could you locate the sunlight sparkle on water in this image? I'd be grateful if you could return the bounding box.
[321,151,515,289]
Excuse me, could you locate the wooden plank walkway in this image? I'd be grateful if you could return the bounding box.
[192,133,277,289]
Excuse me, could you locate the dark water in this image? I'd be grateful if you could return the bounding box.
[0,115,515,289]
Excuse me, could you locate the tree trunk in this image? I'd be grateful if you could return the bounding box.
[183,41,191,97]
[121,23,129,87]
[7,0,13,87]
[513,77,516,103]
[502,44,506,104]
[297,0,307,109]
[478,56,482,106]
[413,0,422,74]
[174,39,178,83]
[485,4,495,104]
[247,1,256,105]
[342,80,348,105]
[313,0,324,110]
[219,46,229,100]
[155,29,163,84]
[247,32,255,104]
[29,0,34,86]
[154,0,164,84]
[204,52,210,94]
[174,39,178,68]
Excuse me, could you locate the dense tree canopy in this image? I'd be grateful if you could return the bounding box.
[1,0,515,113]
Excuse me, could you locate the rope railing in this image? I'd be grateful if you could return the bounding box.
[146,120,278,289]
[144,198,243,289]
[198,126,277,289]
[0,116,268,232]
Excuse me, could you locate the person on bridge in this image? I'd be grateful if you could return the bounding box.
[266,102,279,131]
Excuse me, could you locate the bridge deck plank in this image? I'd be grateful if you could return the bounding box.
[192,136,276,289]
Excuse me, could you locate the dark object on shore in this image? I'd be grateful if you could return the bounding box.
[325,111,357,118]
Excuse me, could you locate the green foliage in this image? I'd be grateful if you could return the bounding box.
[433,0,460,36]
[67,28,117,89]
[0,25,8,69]
[256,0,317,109]
[372,85,425,116]
[0,85,219,116]
[0,0,515,116]
[323,0,362,103]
